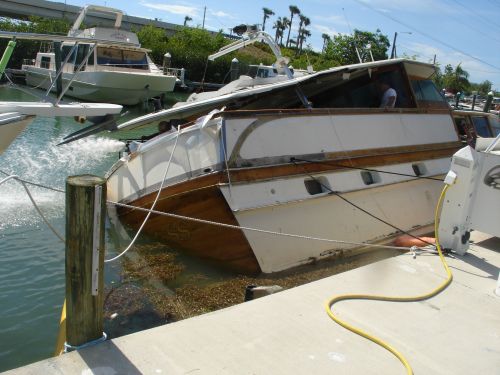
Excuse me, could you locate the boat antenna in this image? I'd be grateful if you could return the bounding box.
[342,7,362,63]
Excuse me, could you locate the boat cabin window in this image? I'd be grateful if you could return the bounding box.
[410,79,449,109]
[309,68,412,109]
[246,66,259,78]
[96,47,148,70]
[75,44,94,66]
[471,116,492,137]
[61,45,76,64]
[40,56,51,69]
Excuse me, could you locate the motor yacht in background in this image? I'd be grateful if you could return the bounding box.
[22,5,177,105]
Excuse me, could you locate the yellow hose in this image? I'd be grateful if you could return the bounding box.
[325,184,452,375]
[54,299,67,356]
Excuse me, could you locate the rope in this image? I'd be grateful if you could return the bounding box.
[64,332,107,352]
[325,184,452,375]
[104,126,182,263]
[0,174,65,242]
[0,169,65,193]
[291,159,436,247]
[107,200,420,252]
[0,169,419,253]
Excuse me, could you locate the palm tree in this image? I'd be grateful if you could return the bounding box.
[295,15,310,48]
[280,17,290,46]
[286,5,300,48]
[298,29,311,54]
[321,33,331,52]
[273,17,283,43]
[262,7,275,31]
[183,15,192,26]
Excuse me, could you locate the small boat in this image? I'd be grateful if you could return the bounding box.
[103,27,465,274]
[21,5,177,105]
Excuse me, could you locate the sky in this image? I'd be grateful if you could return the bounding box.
[62,0,500,90]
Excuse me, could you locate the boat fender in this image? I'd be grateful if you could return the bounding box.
[393,235,435,248]
[74,115,86,124]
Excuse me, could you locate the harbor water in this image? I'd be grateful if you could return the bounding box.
[0,86,187,371]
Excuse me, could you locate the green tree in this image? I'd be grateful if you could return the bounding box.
[295,15,310,49]
[280,17,290,46]
[324,29,390,65]
[0,16,71,69]
[273,17,283,43]
[476,80,492,96]
[321,33,331,53]
[262,8,274,31]
[183,16,192,26]
[286,5,300,48]
[442,63,470,93]
[136,24,169,63]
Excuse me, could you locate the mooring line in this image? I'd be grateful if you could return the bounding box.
[0,171,435,259]
[0,174,65,242]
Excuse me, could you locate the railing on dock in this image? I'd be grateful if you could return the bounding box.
[164,67,186,87]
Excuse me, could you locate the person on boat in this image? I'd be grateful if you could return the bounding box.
[378,81,397,108]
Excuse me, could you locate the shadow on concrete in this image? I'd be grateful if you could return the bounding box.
[77,340,142,375]
[451,243,500,280]
[474,236,500,252]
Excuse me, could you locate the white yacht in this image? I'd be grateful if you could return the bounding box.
[22,5,177,106]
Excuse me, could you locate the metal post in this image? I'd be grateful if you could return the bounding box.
[163,52,171,74]
[202,6,206,29]
[65,175,106,350]
[230,58,239,82]
[390,32,397,59]
[53,42,63,97]
[484,91,494,113]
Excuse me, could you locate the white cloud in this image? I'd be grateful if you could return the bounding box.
[313,14,348,27]
[140,1,199,17]
[312,24,340,37]
[209,9,235,19]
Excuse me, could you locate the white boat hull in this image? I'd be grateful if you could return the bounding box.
[0,113,34,155]
[23,67,176,105]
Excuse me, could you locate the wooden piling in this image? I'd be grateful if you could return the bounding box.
[65,175,106,348]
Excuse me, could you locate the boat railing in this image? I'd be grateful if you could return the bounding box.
[165,67,186,86]
[38,42,53,53]
[22,58,35,66]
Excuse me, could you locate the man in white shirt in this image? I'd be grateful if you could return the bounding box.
[378,82,397,108]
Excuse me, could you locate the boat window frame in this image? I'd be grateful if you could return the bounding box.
[96,46,149,70]
[408,76,449,109]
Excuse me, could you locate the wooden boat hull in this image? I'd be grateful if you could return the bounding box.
[108,108,461,274]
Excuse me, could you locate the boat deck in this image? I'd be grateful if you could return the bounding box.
[5,232,499,375]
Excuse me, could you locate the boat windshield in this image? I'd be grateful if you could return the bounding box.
[96,47,148,70]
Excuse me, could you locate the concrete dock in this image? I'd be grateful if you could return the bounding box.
[5,232,500,374]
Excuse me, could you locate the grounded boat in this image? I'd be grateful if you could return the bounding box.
[21,5,177,105]
[105,54,465,274]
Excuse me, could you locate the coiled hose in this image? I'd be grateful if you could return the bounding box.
[325,184,452,375]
